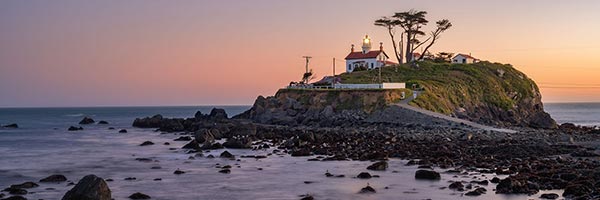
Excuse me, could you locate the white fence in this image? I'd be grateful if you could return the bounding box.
[287,83,405,90]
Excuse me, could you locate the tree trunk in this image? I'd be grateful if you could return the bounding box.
[387,26,401,64]
[398,32,404,64]
[419,36,436,60]
[405,31,412,62]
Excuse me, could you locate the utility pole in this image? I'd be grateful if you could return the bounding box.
[302,56,312,74]
[332,58,336,89]
[378,57,383,85]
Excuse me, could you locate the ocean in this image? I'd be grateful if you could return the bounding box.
[0,103,595,199]
[545,103,600,127]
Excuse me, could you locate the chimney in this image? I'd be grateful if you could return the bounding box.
[379,42,383,51]
[351,44,355,52]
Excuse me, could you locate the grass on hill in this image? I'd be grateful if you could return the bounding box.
[338,61,538,114]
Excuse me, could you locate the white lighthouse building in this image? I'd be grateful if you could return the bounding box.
[344,35,392,73]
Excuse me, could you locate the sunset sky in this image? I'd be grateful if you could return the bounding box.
[1,0,600,107]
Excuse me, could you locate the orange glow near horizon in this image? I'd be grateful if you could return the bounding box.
[1,0,600,107]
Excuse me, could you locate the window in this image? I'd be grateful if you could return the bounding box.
[462,59,466,63]
[371,63,374,68]
[348,64,351,71]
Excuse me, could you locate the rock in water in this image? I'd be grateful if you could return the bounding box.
[357,172,372,179]
[181,140,200,149]
[220,151,235,159]
[414,170,441,180]
[40,174,68,183]
[68,126,84,131]
[2,123,18,128]
[61,174,111,200]
[464,188,486,196]
[359,185,376,193]
[173,136,192,141]
[79,117,95,125]
[366,161,388,171]
[118,129,127,133]
[97,121,109,125]
[139,141,154,146]
[208,108,228,120]
[540,193,559,199]
[132,114,163,128]
[128,192,151,199]
[9,182,39,189]
[1,196,27,200]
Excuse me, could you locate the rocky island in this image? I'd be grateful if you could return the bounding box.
[126,61,600,199]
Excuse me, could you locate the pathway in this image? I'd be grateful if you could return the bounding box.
[395,91,517,133]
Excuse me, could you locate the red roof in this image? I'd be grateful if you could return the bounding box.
[455,53,477,60]
[345,50,388,60]
[412,52,421,58]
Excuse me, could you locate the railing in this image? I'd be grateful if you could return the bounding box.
[286,83,405,90]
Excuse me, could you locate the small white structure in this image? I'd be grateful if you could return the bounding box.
[333,83,405,89]
[452,53,480,64]
[345,35,394,72]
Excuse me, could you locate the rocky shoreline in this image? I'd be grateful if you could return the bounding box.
[2,106,599,200]
[128,106,600,199]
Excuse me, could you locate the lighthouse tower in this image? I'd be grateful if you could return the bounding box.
[344,35,392,73]
[361,35,372,54]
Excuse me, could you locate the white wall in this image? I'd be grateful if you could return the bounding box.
[381,83,405,89]
[334,83,405,89]
[452,55,477,64]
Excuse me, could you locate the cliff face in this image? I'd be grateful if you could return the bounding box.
[340,61,557,129]
[234,89,409,127]
[238,61,556,129]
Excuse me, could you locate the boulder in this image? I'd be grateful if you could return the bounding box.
[181,140,200,149]
[414,170,440,180]
[2,123,18,128]
[194,129,215,143]
[359,185,376,193]
[465,188,486,196]
[366,161,388,171]
[118,129,127,133]
[194,111,205,119]
[68,126,84,131]
[139,141,154,146]
[132,114,163,128]
[208,108,228,120]
[128,192,151,199]
[357,172,372,179]
[158,119,185,132]
[222,137,253,149]
[228,122,256,136]
[495,177,539,195]
[173,170,185,175]
[291,148,310,157]
[61,174,111,200]
[79,117,95,125]
[9,182,38,189]
[449,181,464,190]
[2,187,27,195]
[173,136,192,141]
[220,151,235,159]
[40,174,67,183]
[540,193,559,199]
[97,121,109,125]
[1,196,27,200]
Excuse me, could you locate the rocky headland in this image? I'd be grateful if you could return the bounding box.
[122,62,598,199]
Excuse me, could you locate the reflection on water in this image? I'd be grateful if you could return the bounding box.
[0,106,564,199]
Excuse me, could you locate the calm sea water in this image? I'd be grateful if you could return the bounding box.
[0,104,591,199]
[545,103,600,127]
